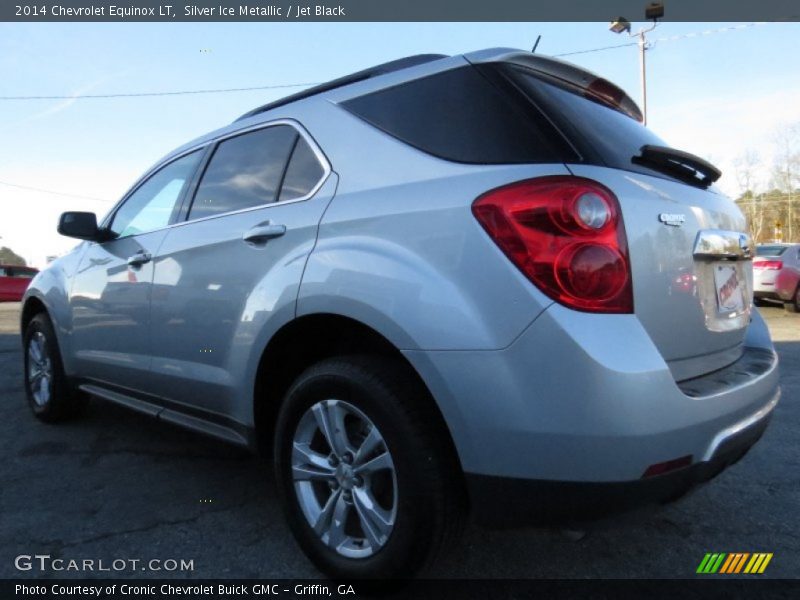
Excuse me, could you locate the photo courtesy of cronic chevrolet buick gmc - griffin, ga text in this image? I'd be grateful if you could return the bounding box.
[20,49,780,579]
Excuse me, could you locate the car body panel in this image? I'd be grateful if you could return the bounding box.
[147,173,338,424]
[68,230,168,390]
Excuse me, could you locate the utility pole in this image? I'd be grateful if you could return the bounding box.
[609,2,664,126]
[637,30,648,125]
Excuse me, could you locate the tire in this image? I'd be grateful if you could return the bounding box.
[274,355,464,580]
[784,285,800,313]
[23,313,87,422]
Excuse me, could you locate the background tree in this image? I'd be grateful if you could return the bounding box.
[770,122,800,242]
[733,149,765,241]
[0,246,27,266]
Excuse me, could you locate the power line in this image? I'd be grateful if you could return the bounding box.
[0,23,769,101]
[0,180,110,202]
[553,22,765,58]
[652,22,766,45]
[0,81,321,101]
[554,41,638,57]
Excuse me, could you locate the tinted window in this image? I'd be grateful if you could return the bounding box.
[756,246,788,257]
[8,267,37,279]
[279,136,326,201]
[111,151,202,238]
[506,67,677,181]
[189,125,297,220]
[342,66,576,164]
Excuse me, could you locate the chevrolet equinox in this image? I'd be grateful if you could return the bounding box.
[22,49,781,579]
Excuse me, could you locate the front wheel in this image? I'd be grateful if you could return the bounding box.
[23,313,86,422]
[274,356,464,579]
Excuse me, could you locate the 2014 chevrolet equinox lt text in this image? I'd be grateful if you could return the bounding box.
[21,49,780,579]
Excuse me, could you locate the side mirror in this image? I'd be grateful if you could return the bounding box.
[57,212,103,241]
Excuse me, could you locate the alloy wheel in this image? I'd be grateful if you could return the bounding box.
[27,331,53,407]
[291,399,398,559]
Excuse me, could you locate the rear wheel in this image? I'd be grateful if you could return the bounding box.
[784,285,800,313]
[24,313,86,422]
[274,355,464,579]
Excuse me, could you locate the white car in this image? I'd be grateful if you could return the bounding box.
[753,243,800,312]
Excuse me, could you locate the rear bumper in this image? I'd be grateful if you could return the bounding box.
[465,389,777,527]
[754,270,798,301]
[404,304,780,526]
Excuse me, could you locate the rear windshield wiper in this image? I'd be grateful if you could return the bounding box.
[632,145,721,188]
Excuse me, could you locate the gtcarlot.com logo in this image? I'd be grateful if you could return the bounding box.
[696,552,773,574]
[14,554,194,573]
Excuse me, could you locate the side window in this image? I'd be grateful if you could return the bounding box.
[279,136,326,202]
[110,150,203,238]
[188,125,298,221]
[0,267,7,277]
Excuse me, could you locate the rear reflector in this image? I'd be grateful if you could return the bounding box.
[642,455,693,478]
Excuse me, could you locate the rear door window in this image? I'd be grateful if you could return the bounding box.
[342,66,577,164]
[188,125,298,220]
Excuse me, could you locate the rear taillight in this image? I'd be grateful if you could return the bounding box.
[754,260,783,270]
[472,176,633,313]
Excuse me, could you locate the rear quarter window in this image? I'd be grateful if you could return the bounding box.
[341,66,577,165]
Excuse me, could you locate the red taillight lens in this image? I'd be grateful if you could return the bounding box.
[754,260,783,270]
[472,176,633,313]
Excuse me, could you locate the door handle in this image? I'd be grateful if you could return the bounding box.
[127,251,152,267]
[243,221,287,245]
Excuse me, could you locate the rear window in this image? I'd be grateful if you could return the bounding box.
[502,66,684,182]
[342,66,577,165]
[756,246,788,257]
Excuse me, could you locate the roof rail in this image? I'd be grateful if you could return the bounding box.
[235,54,448,122]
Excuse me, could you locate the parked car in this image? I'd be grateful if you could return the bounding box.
[753,243,800,312]
[0,264,38,301]
[21,49,780,579]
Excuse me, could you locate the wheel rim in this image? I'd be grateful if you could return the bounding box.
[27,331,53,407]
[291,399,398,559]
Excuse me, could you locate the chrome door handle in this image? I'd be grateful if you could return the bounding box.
[243,222,287,245]
[127,251,152,267]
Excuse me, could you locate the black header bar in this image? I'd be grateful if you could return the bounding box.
[3,1,800,22]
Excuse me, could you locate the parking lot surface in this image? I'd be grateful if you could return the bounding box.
[1,301,798,579]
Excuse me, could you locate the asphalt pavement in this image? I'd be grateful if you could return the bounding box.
[1,301,798,579]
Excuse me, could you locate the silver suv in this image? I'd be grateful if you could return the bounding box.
[22,49,780,579]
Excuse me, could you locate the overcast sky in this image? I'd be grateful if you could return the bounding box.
[1,21,799,267]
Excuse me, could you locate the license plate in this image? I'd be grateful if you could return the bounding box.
[714,264,745,314]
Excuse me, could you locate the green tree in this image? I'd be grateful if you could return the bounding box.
[0,246,27,266]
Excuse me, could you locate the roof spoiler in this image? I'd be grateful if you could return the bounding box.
[466,49,643,123]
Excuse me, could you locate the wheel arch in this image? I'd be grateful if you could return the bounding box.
[20,294,49,336]
[252,312,466,489]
